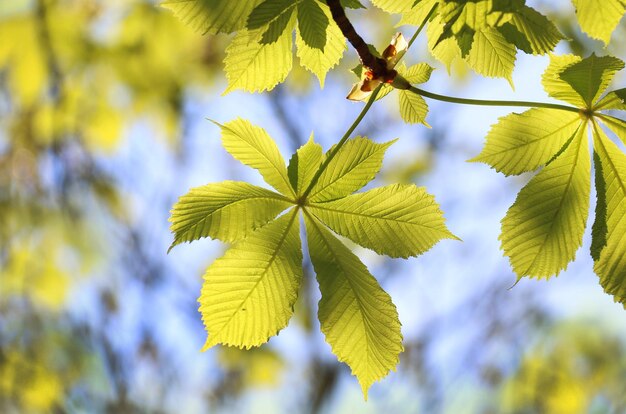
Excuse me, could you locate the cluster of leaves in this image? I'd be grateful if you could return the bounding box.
[472,53,626,305]
[169,119,456,396]
[162,0,360,91]
[163,0,626,398]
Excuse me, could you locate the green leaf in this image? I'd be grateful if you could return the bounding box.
[247,0,295,30]
[398,0,439,26]
[200,209,302,349]
[591,124,626,306]
[287,133,324,194]
[499,6,563,55]
[427,15,461,72]
[370,0,416,13]
[305,213,403,398]
[595,88,626,111]
[399,90,430,125]
[599,115,626,146]
[466,28,516,84]
[309,184,457,258]
[169,181,292,249]
[217,119,295,197]
[296,2,346,87]
[223,17,295,94]
[260,4,298,44]
[309,137,395,202]
[297,0,329,51]
[400,63,434,84]
[500,126,591,278]
[470,108,582,175]
[559,54,625,108]
[541,54,585,108]
[162,0,263,34]
[572,0,626,45]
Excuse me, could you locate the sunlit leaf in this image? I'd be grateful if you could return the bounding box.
[169,181,292,249]
[296,1,346,87]
[217,119,295,197]
[305,213,402,398]
[309,137,395,202]
[500,127,590,278]
[591,124,626,306]
[200,209,302,349]
[287,134,324,194]
[499,6,563,55]
[223,18,295,94]
[309,184,457,258]
[541,54,585,108]
[161,0,263,34]
[399,89,430,125]
[297,0,329,50]
[595,88,626,111]
[470,109,582,175]
[559,54,625,107]
[466,28,516,85]
[572,0,626,45]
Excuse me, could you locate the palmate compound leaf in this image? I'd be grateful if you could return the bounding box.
[169,181,292,250]
[216,118,295,198]
[500,126,590,278]
[308,137,396,202]
[591,123,626,306]
[161,0,263,34]
[308,184,457,258]
[222,0,345,91]
[172,125,457,397]
[572,0,626,45]
[423,0,562,81]
[469,108,582,175]
[200,209,302,349]
[304,213,403,399]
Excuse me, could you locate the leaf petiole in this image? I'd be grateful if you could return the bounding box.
[409,86,581,113]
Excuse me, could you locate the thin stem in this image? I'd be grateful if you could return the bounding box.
[300,86,382,200]
[409,86,581,113]
[407,3,438,49]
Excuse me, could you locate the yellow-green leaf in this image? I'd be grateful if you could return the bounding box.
[309,184,457,258]
[399,89,430,125]
[305,213,402,398]
[200,209,302,349]
[595,88,626,111]
[466,28,516,85]
[223,17,295,94]
[218,119,295,197]
[500,126,591,278]
[296,2,346,87]
[297,0,329,50]
[572,0,626,45]
[169,181,292,249]
[162,0,263,34]
[287,133,324,194]
[559,54,625,108]
[400,63,434,84]
[499,6,563,55]
[309,137,395,202]
[541,54,585,108]
[470,108,582,175]
[591,123,626,306]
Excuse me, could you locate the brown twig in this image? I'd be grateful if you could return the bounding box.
[326,0,391,78]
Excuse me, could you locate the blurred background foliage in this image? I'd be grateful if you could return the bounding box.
[1,0,626,413]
